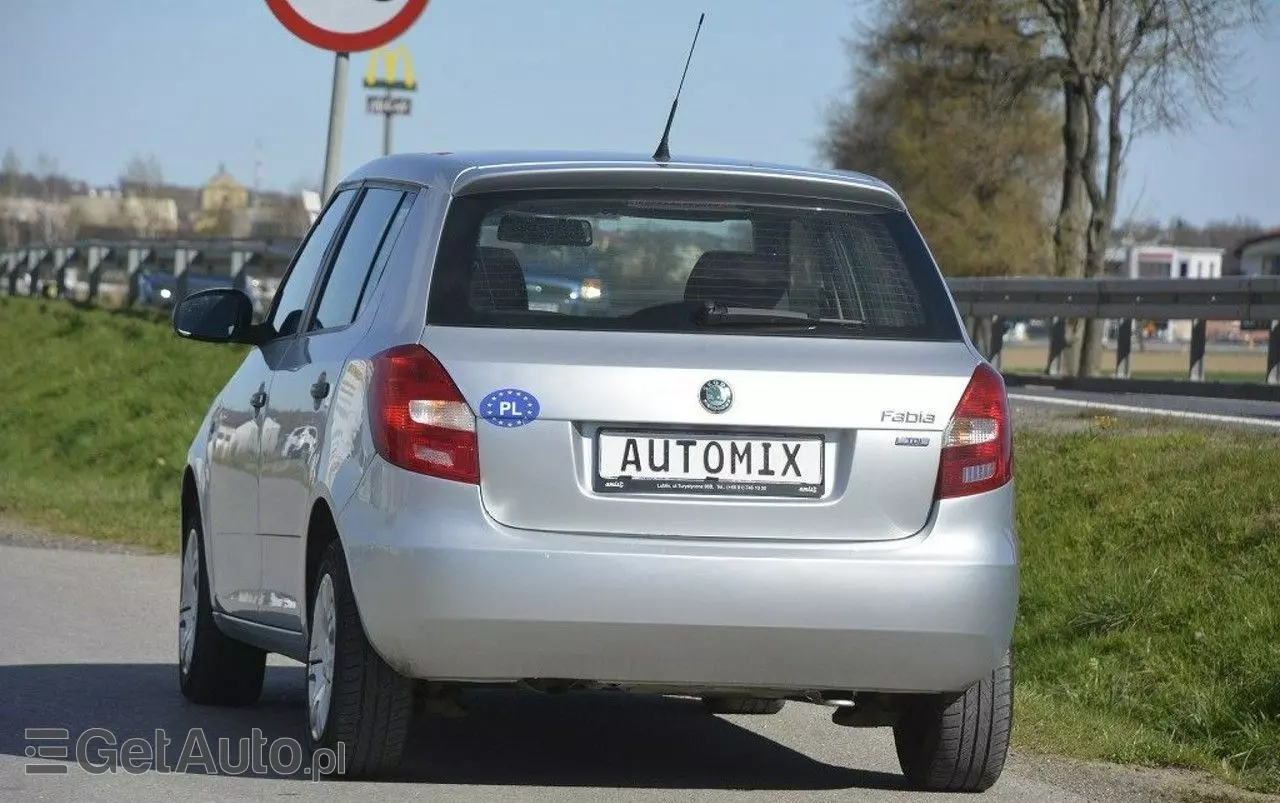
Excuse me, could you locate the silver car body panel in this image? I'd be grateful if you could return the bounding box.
[187,150,1013,693]
[426,328,976,541]
[338,458,1017,693]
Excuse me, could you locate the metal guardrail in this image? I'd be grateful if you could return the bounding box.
[946,276,1280,388]
[0,238,302,305]
[2,241,1278,389]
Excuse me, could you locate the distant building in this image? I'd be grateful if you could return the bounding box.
[0,196,69,245]
[200,165,249,212]
[193,165,250,236]
[1102,243,1229,344]
[68,189,178,238]
[243,190,313,238]
[302,190,322,225]
[188,166,312,238]
[1233,230,1280,277]
[1,164,310,244]
[1104,243,1225,279]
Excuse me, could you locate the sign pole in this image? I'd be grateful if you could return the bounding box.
[383,88,394,156]
[266,0,429,195]
[321,52,350,202]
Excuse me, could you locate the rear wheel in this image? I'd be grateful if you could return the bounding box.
[178,518,266,705]
[892,651,1013,793]
[306,540,414,779]
[701,696,786,715]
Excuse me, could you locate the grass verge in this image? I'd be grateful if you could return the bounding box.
[0,297,244,551]
[1013,418,1280,792]
[2,296,1279,791]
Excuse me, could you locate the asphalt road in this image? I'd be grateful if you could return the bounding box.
[0,542,1244,803]
[1008,384,1280,428]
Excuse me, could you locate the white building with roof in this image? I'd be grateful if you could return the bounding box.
[1101,243,1227,343]
[1234,231,1280,277]
[1105,243,1225,279]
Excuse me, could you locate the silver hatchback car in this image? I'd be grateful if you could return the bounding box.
[173,151,1017,791]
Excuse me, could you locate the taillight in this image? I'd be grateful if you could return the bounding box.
[368,344,479,484]
[934,363,1012,500]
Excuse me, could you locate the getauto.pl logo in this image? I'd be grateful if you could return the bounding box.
[24,727,345,779]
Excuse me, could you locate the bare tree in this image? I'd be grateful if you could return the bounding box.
[1,149,21,246]
[206,199,241,238]
[120,153,164,190]
[31,152,72,244]
[1035,0,1266,375]
[118,153,173,237]
[823,0,1061,278]
[0,149,19,191]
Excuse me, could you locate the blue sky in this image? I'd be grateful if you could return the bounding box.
[0,1,1276,225]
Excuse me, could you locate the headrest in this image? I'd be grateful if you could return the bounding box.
[683,250,789,310]
[470,246,528,311]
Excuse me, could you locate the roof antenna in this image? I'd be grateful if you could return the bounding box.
[652,12,706,163]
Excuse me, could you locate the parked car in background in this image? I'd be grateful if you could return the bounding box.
[139,269,277,318]
[1001,318,1029,342]
[171,151,1017,792]
[138,270,233,310]
[522,259,610,316]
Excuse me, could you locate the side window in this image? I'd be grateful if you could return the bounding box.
[309,188,407,333]
[353,193,414,321]
[270,189,356,338]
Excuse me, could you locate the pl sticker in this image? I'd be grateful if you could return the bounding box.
[478,388,540,428]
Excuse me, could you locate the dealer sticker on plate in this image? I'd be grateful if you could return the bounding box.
[594,431,824,498]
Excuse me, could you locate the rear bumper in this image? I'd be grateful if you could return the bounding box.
[338,459,1018,694]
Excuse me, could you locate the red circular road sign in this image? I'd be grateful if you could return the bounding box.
[266,0,429,52]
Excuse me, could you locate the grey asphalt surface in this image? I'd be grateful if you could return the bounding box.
[0,541,1251,803]
[1007,384,1280,426]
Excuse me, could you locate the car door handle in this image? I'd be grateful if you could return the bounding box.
[310,375,331,401]
[250,390,267,410]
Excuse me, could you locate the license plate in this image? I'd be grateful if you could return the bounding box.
[527,301,561,312]
[594,432,824,498]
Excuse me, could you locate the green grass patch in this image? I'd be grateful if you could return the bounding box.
[1013,421,1280,791]
[0,297,245,551]
[2,296,1280,791]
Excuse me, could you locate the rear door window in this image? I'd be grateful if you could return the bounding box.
[428,191,961,341]
[309,187,409,333]
[354,193,414,321]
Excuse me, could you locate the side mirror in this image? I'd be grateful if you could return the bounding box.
[172,288,259,344]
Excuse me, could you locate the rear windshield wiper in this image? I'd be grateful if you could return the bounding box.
[694,303,864,329]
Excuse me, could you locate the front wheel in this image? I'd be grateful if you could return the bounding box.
[178,520,266,705]
[306,541,415,779]
[892,651,1013,793]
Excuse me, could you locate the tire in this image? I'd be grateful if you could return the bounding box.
[893,651,1013,793]
[306,540,414,779]
[178,517,266,705]
[702,696,786,715]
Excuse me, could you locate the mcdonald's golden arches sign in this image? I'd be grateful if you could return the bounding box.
[364,45,416,91]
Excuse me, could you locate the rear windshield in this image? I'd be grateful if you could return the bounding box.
[427,190,962,341]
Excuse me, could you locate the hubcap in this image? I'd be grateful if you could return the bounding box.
[178,529,200,675]
[308,574,337,741]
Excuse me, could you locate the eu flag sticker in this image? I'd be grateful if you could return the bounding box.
[479,389,540,428]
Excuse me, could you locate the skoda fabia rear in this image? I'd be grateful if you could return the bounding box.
[175,153,1016,792]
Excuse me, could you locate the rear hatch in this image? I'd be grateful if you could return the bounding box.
[424,183,976,542]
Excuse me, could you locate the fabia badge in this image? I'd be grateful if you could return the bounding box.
[699,379,733,414]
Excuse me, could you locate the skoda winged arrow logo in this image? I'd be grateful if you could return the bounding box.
[699,379,733,414]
